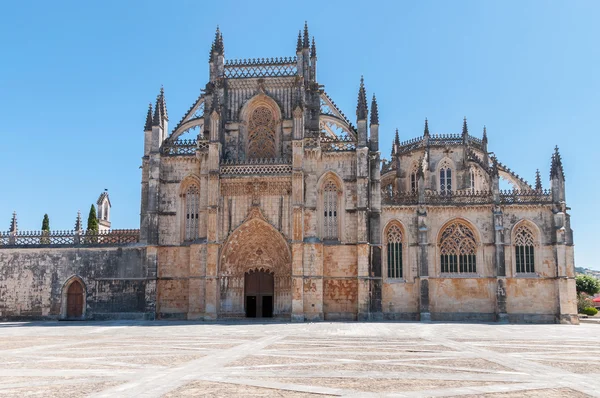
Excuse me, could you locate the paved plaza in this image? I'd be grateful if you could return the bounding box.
[0,321,599,397]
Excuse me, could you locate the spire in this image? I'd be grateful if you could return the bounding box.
[9,211,17,233]
[424,118,430,137]
[550,146,565,180]
[303,21,309,48]
[462,117,468,137]
[159,86,168,121]
[482,125,488,143]
[144,103,153,131]
[213,26,224,55]
[152,92,163,126]
[370,94,379,125]
[356,76,368,121]
[152,87,168,126]
[75,210,82,231]
[535,169,542,190]
[394,128,400,147]
[310,37,317,58]
[296,31,302,52]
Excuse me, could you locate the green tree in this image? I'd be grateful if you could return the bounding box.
[86,204,99,243]
[41,214,50,231]
[87,205,98,232]
[40,214,50,244]
[576,274,600,296]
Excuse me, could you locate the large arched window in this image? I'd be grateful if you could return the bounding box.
[439,159,452,193]
[440,221,477,273]
[184,184,200,241]
[323,180,339,239]
[248,106,276,159]
[514,224,536,273]
[386,224,403,278]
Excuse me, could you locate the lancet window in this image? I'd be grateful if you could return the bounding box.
[469,168,476,192]
[440,221,477,273]
[410,162,419,193]
[323,180,339,239]
[184,184,200,241]
[386,224,403,278]
[439,160,452,193]
[515,224,536,273]
[247,106,276,159]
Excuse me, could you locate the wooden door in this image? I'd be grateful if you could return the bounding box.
[244,271,274,318]
[67,281,84,318]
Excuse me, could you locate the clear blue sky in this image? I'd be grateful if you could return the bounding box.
[1,1,598,268]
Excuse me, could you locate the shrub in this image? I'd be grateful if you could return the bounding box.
[582,307,598,316]
[577,294,593,313]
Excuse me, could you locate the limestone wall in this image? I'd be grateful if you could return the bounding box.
[0,246,151,320]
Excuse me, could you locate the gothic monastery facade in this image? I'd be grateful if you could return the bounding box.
[0,25,577,323]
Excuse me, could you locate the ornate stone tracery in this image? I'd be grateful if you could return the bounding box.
[514,223,536,273]
[248,106,277,159]
[386,224,403,278]
[323,179,339,239]
[219,207,291,316]
[439,221,477,273]
[184,184,200,241]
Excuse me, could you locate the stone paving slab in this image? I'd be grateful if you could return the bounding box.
[0,321,598,397]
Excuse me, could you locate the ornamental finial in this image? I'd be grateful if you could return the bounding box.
[144,103,153,131]
[356,76,368,121]
[370,94,379,125]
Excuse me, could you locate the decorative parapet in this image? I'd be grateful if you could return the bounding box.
[382,189,552,206]
[429,134,462,146]
[320,135,356,152]
[382,191,419,205]
[162,139,197,156]
[0,229,140,247]
[499,189,552,204]
[424,190,493,205]
[395,134,484,155]
[220,158,292,175]
[224,57,298,78]
[161,139,208,156]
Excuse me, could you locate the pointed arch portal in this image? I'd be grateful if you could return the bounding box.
[219,209,291,318]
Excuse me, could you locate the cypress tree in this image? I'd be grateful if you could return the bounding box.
[86,204,99,244]
[41,214,50,244]
[41,214,50,232]
[87,204,98,232]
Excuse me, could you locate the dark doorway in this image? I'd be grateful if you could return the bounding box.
[246,296,257,318]
[244,270,274,318]
[67,281,84,318]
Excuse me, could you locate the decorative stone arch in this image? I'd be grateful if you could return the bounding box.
[316,171,345,241]
[60,275,87,320]
[436,157,456,192]
[179,174,203,242]
[468,162,490,192]
[219,207,292,317]
[436,218,482,275]
[407,160,420,192]
[239,93,283,160]
[510,219,542,275]
[383,220,408,280]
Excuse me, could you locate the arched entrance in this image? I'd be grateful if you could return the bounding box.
[220,207,292,318]
[66,281,84,319]
[245,269,274,318]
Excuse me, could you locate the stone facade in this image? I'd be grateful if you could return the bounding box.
[0,25,577,323]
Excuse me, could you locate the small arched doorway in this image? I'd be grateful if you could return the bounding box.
[245,270,274,318]
[66,281,84,319]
